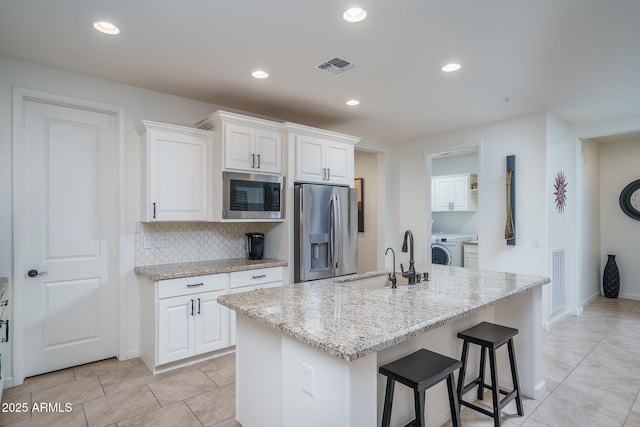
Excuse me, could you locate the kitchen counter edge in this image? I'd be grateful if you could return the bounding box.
[134,258,288,281]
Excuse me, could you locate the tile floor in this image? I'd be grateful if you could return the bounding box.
[1,296,638,426]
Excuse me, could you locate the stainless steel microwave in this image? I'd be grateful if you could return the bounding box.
[223,171,283,219]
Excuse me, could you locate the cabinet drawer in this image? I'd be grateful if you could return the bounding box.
[229,267,283,289]
[158,274,228,299]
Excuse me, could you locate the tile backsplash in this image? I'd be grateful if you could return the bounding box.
[135,222,268,266]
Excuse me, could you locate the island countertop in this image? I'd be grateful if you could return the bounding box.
[218,264,549,362]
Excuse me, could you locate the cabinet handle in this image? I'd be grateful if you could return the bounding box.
[190,299,194,316]
[0,319,9,343]
[327,168,330,181]
[187,283,204,288]
[322,168,327,180]
[153,202,156,219]
[197,298,201,314]
[257,154,261,168]
[252,154,256,168]
[252,274,267,279]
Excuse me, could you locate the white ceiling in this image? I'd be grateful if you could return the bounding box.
[1,0,639,144]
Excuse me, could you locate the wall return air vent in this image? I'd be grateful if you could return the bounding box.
[316,57,358,76]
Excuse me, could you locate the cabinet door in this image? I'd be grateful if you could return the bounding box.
[464,246,479,269]
[224,123,255,171]
[254,129,282,173]
[432,177,453,211]
[194,290,229,355]
[158,294,196,365]
[149,130,209,221]
[229,282,282,345]
[325,141,353,186]
[296,135,325,183]
[451,175,470,211]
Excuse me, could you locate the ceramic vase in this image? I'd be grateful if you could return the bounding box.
[602,254,620,298]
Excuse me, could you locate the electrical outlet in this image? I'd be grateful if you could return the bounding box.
[156,234,167,248]
[302,363,314,396]
[531,235,540,247]
[143,235,154,249]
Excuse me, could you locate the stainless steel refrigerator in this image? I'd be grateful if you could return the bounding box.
[294,183,358,282]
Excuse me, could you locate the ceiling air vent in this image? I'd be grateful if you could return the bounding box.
[316,57,358,76]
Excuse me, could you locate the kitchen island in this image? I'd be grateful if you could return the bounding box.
[218,264,549,427]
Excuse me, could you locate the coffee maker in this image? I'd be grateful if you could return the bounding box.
[245,232,265,260]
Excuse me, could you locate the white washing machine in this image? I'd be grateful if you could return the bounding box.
[431,234,474,267]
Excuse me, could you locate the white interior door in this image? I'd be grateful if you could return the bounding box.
[20,99,118,377]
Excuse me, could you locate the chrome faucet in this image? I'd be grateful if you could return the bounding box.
[385,247,397,288]
[400,230,416,284]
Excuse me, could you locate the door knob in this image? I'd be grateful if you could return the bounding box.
[27,269,48,278]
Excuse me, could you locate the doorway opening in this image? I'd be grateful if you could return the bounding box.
[428,147,479,269]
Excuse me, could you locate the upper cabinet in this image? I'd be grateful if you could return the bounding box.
[431,174,478,212]
[197,111,282,174]
[285,123,359,186]
[137,121,213,222]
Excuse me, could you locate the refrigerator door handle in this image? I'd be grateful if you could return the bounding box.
[333,192,341,270]
[329,193,335,271]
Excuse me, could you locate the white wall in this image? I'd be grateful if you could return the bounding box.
[0,56,228,363]
[599,136,640,299]
[546,114,579,323]
[355,150,379,273]
[580,139,601,303]
[391,114,548,277]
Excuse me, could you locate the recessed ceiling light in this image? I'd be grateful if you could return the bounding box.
[251,70,269,79]
[346,99,360,106]
[93,21,120,35]
[442,63,461,72]
[343,7,367,23]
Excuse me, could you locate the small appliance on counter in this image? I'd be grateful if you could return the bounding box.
[245,232,265,260]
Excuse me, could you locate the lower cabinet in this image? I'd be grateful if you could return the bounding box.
[157,289,228,365]
[463,244,478,269]
[228,267,283,345]
[140,266,283,373]
[140,273,230,373]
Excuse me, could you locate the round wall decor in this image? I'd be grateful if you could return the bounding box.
[619,179,640,221]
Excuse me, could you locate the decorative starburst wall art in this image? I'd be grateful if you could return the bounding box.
[554,171,568,213]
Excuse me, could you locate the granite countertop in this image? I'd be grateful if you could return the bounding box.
[135,258,288,281]
[218,264,549,362]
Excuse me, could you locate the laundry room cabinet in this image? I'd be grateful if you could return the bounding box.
[463,243,478,269]
[431,174,478,212]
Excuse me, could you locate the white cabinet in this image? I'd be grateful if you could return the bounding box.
[197,111,282,174]
[463,243,478,269]
[223,123,282,173]
[137,121,213,222]
[288,124,359,186]
[140,273,229,372]
[228,267,283,345]
[431,174,478,212]
[139,266,284,373]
